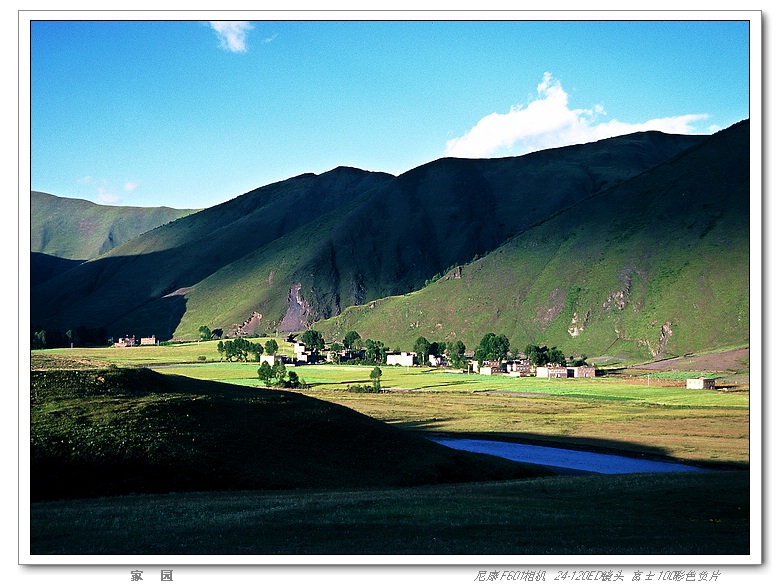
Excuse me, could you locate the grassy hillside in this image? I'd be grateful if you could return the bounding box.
[31,122,749,363]
[30,191,198,261]
[31,364,548,501]
[291,132,705,322]
[314,121,749,361]
[30,168,393,338]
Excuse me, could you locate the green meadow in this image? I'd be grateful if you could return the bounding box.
[33,343,749,466]
[155,361,748,466]
[29,345,751,556]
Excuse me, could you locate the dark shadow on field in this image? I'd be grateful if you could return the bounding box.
[412,380,475,390]
[309,379,371,387]
[397,423,749,472]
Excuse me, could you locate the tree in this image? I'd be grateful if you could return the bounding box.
[287,371,301,388]
[413,336,431,366]
[257,362,274,384]
[198,325,211,341]
[32,329,46,350]
[211,328,223,339]
[217,340,225,358]
[343,330,362,350]
[548,347,567,366]
[264,339,279,356]
[364,339,387,364]
[329,341,344,364]
[301,329,325,352]
[429,341,446,357]
[369,366,383,392]
[446,339,467,367]
[525,344,566,366]
[272,361,287,384]
[475,333,510,365]
[249,341,264,361]
[525,344,546,366]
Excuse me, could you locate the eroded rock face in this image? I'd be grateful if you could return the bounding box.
[279,283,311,332]
[638,321,674,358]
[230,311,263,337]
[657,321,673,358]
[568,310,590,337]
[535,288,565,324]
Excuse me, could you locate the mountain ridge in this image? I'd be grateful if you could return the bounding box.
[313,121,749,360]
[30,122,748,361]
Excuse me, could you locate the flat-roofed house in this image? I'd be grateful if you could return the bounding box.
[687,377,716,389]
[569,366,596,378]
[536,365,569,378]
[386,352,416,367]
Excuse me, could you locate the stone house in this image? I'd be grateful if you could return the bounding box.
[569,366,596,378]
[114,336,136,348]
[686,377,716,389]
[477,360,506,376]
[506,359,532,376]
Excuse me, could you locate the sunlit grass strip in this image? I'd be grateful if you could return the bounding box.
[159,363,749,408]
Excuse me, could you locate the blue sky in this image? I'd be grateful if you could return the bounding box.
[28,15,752,210]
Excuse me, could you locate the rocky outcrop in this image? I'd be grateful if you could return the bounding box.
[279,283,312,332]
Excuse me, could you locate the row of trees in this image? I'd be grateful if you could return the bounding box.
[217,338,278,362]
[525,344,567,367]
[211,328,580,369]
[410,333,576,368]
[413,336,468,368]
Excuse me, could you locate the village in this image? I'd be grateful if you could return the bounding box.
[112,332,723,388]
[274,340,598,379]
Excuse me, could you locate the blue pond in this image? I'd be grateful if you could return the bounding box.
[428,437,707,475]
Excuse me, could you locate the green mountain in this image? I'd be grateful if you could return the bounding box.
[30,121,749,361]
[315,121,750,361]
[31,168,394,337]
[30,191,199,285]
[31,191,200,260]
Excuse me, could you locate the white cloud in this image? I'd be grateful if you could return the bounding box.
[445,73,709,159]
[75,176,122,204]
[209,21,253,53]
[124,180,140,192]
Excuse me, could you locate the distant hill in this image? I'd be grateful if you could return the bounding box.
[31,191,199,261]
[30,192,199,286]
[31,167,394,337]
[31,365,545,500]
[30,121,749,361]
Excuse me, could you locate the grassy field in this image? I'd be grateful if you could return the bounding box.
[27,347,752,557]
[151,361,749,466]
[31,470,749,555]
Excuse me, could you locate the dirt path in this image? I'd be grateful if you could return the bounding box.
[631,348,749,372]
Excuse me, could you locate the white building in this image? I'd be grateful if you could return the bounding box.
[536,366,569,378]
[687,378,716,389]
[386,352,416,367]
